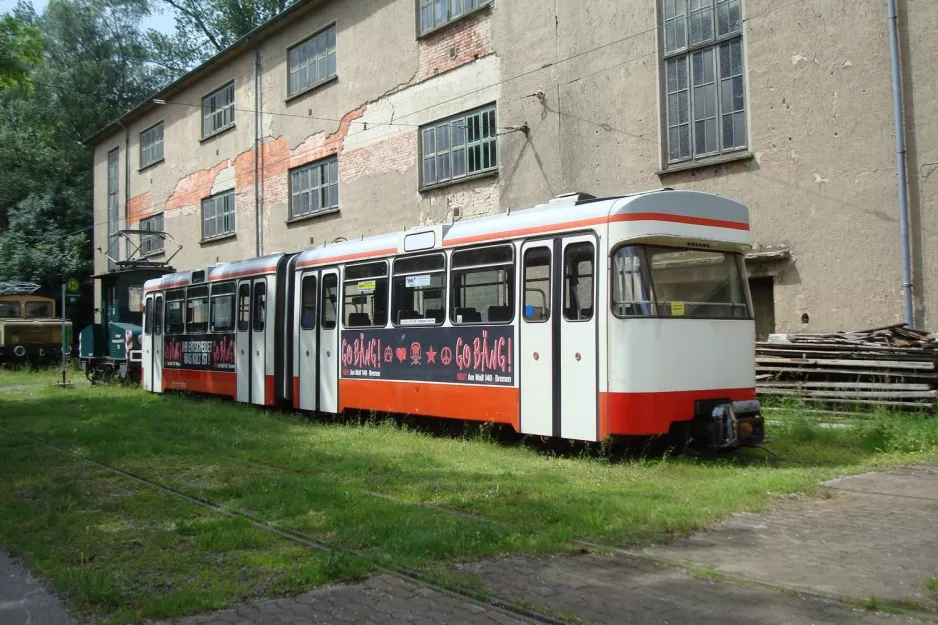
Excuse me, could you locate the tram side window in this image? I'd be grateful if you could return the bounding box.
[450,245,514,324]
[210,283,236,332]
[563,242,594,322]
[392,254,445,326]
[523,247,551,322]
[253,283,266,332]
[238,284,251,331]
[301,275,317,330]
[611,246,655,317]
[343,262,388,328]
[165,289,186,334]
[321,273,337,330]
[186,286,209,333]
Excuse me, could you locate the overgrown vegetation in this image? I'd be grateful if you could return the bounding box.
[1,374,936,623]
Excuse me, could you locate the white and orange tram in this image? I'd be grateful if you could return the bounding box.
[141,189,764,448]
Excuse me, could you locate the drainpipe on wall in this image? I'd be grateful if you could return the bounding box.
[117,120,130,265]
[254,46,262,258]
[886,0,914,327]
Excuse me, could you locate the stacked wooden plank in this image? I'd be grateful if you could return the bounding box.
[756,324,938,411]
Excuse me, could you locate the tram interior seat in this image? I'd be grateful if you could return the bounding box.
[425,308,444,323]
[487,305,512,322]
[348,312,371,327]
[397,310,421,324]
[455,307,482,323]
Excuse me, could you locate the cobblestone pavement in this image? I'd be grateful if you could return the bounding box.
[457,553,921,625]
[149,574,531,625]
[0,548,76,625]
[646,464,938,610]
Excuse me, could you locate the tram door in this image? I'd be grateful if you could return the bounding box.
[236,281,251,403]
[318,269,339,413]
[519,242,554,436]
[152,294,164,393]
[519,235,598,441]
[297,272,318,411]
[142,295,154,391]
[251,278,267,405]
[559,235,598,440]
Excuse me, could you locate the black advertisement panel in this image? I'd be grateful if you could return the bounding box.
[340,326,514,386]
[164,334,236,371]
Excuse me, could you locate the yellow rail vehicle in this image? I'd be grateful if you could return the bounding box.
[0,295,71,364]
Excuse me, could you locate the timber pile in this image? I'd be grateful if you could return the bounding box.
[756,324,938,411]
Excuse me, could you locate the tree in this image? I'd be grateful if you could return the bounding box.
[0,0,163,291]
[0,13,41,87]
[148,0,295,73]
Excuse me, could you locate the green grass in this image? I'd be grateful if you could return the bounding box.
[925,577,938,595]
[1,372,937,623]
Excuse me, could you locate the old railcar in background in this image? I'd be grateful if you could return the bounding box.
[0,285,71,365]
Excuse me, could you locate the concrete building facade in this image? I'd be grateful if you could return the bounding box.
[90,0,938,335]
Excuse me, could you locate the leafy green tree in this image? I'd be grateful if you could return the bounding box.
[0,13,41,87]
[0,0,163,292]
[148,0,295,72]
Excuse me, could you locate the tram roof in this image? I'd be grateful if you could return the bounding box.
[144,189,750,291]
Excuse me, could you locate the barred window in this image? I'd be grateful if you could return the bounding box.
[419,0,491,35]
[661,0,746,165]
[140,122,164,167]
[202,191,235,240]
[290,156,338,219]
[288,25,336,97]
[140,213,164,255]
[202,82,235,138]
[420,105,497,189]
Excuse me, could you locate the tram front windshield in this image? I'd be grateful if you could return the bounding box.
[611,245,749,319]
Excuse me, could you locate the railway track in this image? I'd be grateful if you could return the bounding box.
[6,429,570,625]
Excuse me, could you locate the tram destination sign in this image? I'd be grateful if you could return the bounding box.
[340,326,514,386]
[164,334,236,371]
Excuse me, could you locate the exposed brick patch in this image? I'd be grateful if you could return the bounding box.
[342,130,418,183]
[417,177,499,225]
[164,161,230,216]
[163,106,366,221]
[126,191,152,226]
[416,12,493,83]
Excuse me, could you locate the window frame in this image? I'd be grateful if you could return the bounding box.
[252,282,266,332]
[288,156,339,221]
[140,213,164,256]
[562,241,595,323]
[321,273,338,330]
[237,283,251,332]
[164,289,186,335]
[154,295,163,336]
[201,190,236,241]
[186,285,210,334]
[522,247,551,323]
[209,282,237,333]
[25,301,53,318]
[449,243,515,325]
[286,23,337,99]
[201,81,235,139]
[144,296,153,335]
[0,302,21,317]
[417,0,492,37]
[391,253,447,327]
[342,261,389,329]
[300,274,317,330]
[609,243,753,320]
[139,121,164,169]
[419,104,498,190]
[659,0,747,167]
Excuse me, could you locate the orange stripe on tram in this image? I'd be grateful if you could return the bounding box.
[600,388,757,437]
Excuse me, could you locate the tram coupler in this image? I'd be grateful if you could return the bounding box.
[694,399,765,450]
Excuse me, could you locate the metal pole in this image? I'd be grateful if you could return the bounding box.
[61,283,66,385]
[886,0,914,327]
[254,46,261,258]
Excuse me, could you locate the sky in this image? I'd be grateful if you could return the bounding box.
[0,0,178,34]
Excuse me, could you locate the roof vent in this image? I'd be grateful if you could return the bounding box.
[549,191,596,204]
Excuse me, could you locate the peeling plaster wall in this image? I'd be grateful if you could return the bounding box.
[92,0,938,333]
